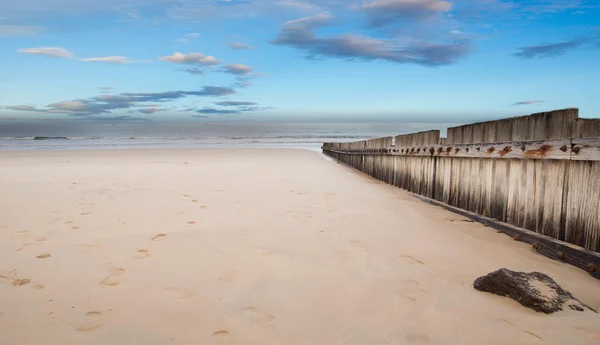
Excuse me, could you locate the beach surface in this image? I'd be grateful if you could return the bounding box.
[0,148,599,344]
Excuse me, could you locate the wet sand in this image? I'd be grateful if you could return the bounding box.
[0,149,598,344]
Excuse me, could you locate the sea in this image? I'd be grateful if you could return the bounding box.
[0,119,450,152]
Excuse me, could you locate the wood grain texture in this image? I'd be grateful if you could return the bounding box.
[322,108,600,257]
[446,108,578,144]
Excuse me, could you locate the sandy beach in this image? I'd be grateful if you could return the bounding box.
[0,148,598,345]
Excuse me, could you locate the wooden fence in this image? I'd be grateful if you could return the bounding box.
[322,108,600,277]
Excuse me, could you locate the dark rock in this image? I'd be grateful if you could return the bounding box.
[473,268,596,314]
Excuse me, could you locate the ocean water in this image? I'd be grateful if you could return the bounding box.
[0,120,447,151]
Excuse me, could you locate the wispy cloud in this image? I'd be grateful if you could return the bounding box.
[361,0,452,28]
[89,115,150,122]
[234,78,253,88]
[185,67,205,75]
[3,105,45,112]
[222,64,253,75]
[193,104,270,115]
[0,25,42,37]
[272,14,471,66]
[3,86,236,116]
[185,32,200,38]
[158,52,221,65]
[213,101,258,106]
[511,100,544,106]
[229,42,257,50]
[514,37,593,58]
[138,107,164,114]
[195,108,241,115]
[81,56,133,64]
[18,47,73,58]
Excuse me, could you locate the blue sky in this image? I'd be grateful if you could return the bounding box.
[1,0,599,123]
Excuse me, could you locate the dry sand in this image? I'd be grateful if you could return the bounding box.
[0,148,599,345]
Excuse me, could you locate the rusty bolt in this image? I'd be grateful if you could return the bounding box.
[455,148,460,153]
[557,251,565,259]
[513,234,521,241]
[560,145,568,152]
[411,148,415,153]
[438,147,443,153]
[476,147,481,151]
[446,147,452,153]
[532,242,540,250]
[429,148,435,155]
[588,264,596,272]
[503,146,511,152]
[521,145,526,151]
[465,148,469,152]
[487,147,496,153]
[417,148,421,153]
[572,146,580,154]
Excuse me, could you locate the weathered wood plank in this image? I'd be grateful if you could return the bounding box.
[323,139,574,160]
[565,161,600,251]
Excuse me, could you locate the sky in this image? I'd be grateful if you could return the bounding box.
[1,0,599,125]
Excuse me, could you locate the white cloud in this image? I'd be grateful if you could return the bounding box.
[0,25,42,36]
[18,47,73,58]
[158,52,221,65]
[222,64,253,75]
[81,56,133,64]
[185,32,200,38]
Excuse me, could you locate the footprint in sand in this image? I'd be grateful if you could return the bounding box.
[77,311,103,332]
[134,249,150,259]
[100,268,124,287]
[333,251,350,264]
[36,253,51,259]
[213,330,229,338]
[398,255,425,265]
[406,333,430,343]
[151,234,167,241]
[165,287,197,300]
[242,307,276,328]
[11,278,31,287]
[80,212,92,216]
[71,226,80,230]
[188,221,196,225]
[397,280,430,302]
[350,240,368,252]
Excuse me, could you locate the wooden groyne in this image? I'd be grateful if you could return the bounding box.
[322,108,600,278]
